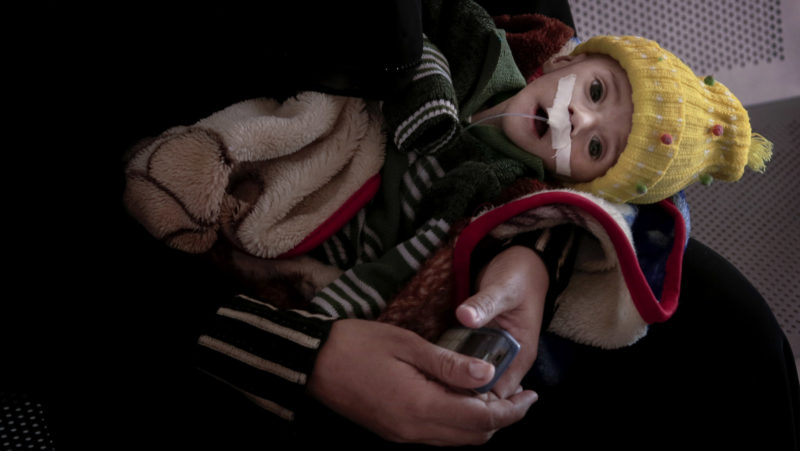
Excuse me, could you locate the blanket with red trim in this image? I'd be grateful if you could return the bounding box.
[380,178,689,349]
[123,92,385,259]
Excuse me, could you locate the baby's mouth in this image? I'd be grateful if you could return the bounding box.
[535,106,549,138]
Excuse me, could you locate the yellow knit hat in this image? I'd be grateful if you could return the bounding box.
[568,35,773,204]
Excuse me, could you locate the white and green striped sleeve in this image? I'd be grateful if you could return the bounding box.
[310,217,452,319]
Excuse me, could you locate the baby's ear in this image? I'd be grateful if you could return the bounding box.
[542,53,586,73]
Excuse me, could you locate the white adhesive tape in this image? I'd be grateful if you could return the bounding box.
[547,74,576,177]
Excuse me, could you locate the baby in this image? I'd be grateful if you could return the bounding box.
[125,33,772,344]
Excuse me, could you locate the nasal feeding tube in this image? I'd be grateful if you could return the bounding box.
[547,74,576,177]
[465,74,576,177]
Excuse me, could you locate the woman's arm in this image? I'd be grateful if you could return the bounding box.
[196,292,538,446]
[459,245,549,398]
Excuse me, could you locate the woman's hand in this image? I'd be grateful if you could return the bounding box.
[456,245,549,399]
[307,318,538,446]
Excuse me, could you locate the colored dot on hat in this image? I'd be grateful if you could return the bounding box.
[660,133,673,145]
[711,124,724,136]
[700,174,714,186]
[636,183,648,194]
[704,75,715,86]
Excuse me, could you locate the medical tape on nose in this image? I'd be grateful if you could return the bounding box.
[546,74,576,177]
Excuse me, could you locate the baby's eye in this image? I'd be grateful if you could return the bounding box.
[589,137,603,160]
[590,79,603,102]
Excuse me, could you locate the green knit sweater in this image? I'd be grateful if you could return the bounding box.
[305,0,546,319]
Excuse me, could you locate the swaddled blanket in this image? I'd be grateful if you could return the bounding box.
[379,178,687,348]
[123,92,385,258]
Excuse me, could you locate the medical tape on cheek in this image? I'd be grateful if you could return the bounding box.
[546,74,576,177]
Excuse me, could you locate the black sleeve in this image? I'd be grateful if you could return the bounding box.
[194,294,335,422]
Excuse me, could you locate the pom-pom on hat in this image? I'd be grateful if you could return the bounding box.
[568,35,773,204]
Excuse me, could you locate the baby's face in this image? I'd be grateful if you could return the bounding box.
[500,53,633,182]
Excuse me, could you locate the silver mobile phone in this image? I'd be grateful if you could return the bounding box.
[436,327,520,393]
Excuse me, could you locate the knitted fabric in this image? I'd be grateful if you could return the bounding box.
[569,35,773,204]
[303,1,544,318]
[376,225,463,341]
[493,13,576,81]
[353,10,544,239]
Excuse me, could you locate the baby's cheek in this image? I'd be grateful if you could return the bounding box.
[572,157,615,183]
[566,149,595,183]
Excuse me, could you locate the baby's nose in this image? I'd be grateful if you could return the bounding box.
[569,106,575,133]
[569,105,597,134]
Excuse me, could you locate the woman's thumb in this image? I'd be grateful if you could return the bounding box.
[414,339,495,390]
[456,288,504,328]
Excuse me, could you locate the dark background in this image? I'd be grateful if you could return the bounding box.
[4,2,796,450]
